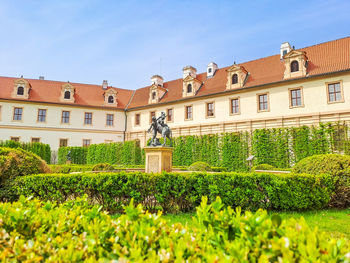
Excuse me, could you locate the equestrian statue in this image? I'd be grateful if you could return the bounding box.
[147,112,172,147]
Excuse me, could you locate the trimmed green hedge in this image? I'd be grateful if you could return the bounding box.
[58,146,88,164]
[11,172,335,213]
[0,140,51,163]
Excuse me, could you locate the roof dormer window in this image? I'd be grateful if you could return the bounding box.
[108,95,114,103]
[64,90,71,99]
[291,60,299,72]
[152,91,156,100]
[187,84,192,93]
[17,86,24,95]
[232,74,238,84]
[208,68,212,73]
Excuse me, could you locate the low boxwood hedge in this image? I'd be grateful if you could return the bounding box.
[10,172,335,213]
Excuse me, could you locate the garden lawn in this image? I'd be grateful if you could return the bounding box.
[163,209,350,240]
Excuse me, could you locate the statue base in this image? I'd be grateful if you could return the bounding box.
[144,146,173,173]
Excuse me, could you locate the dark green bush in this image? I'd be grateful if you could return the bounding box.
[0,147,51,201]
[11,171,335,213]
[0,140,51,163]
[92,163,114,171]
[189,161,212,171]
[293,154,350,208]
[49,164,95,173]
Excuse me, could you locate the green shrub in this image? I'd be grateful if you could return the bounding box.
[293,154,350,208]
[11,171,335,213]
[58,146,88,164]
[92,163,115,171]
[210,166,228,172]
[252,163,276,171]
[49,164,95,173]
[189,161,212,171]
[0,140,51,163]
[0,147,51,201]
[0,196,348,261]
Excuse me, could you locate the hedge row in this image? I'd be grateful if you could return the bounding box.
[58,141,142,165]
[0,140,51,163]
[1,197,348,262]
[11,172,335,213]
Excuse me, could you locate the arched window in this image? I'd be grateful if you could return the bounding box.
[232,74,238,84]
[291,60,299,72]
[152,92,156,100]
[64,90,71,99]
[187,84,192,93]
[17,86,24,95]
[108,95,114,103]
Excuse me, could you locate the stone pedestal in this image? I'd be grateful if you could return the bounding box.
[144,147,173,173]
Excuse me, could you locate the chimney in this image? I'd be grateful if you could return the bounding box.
[207,62,218,78]
[280,42,292,59]
[39,76,44,80]
[102,80,108,90]
[183,66,197,79]
[151,75,164,87]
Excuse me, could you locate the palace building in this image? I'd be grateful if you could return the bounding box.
[0,37,349,151]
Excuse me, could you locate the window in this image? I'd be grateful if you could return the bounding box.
[152,92,156,100]
[31,138,40,143]
[291,60,299,72]
[64,90,71,99]
[283,50,288,56]
[10,137,20,142]
[328,82,342,102]
[206,102,214,117]
[258,94,269,111]
[208,68,212,73]
[185,105,193,120]
[150,111,155,123]
[84,112,92,125]
[230,98,239,114]
[187,84,192,93]
[83,139,91,147]
[290,88,302,107]
[167,108,173,122]
[135,113,140,126]
[59,139,68,147]
[232,74,238,84]
[37,109,47,122]
[61,111,70,123]
[13,107,23,121]
[17,86,24,95]
[106,114,114,126]
[108,96,114,103]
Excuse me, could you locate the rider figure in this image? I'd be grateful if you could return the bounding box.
[157,112,168,128]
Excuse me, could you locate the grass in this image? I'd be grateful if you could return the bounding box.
[163,209,350,240]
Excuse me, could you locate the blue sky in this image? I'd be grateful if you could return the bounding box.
[0,0,349,90]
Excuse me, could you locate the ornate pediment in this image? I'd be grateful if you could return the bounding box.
[104,88,118,106]
[226,64,248,90]
[12,78,31,99]
[283,50,308,79]
[60,83,75,103]
[182,75,201,97]
[148,84,167,104]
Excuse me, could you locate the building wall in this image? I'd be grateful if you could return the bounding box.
[126,73,350,147]
[0,101,125,150]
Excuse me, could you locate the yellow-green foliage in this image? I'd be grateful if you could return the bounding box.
[0,147,50,183]
[92,163,115,171]
[0,196,348,262]
[188,161,212,171]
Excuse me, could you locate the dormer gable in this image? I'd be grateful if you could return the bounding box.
[60,83,75,103]
[182,74,202,97]
[283,49,308,79]
[226,64,248,90]
[104,88,118,106]
[148,84,167,104]
[12,78,31,99]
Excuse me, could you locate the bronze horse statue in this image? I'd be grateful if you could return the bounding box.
[147,114,172,147]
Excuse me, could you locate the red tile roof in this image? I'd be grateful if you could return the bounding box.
[127,36,350,109]
[1,37,349,110]
[0,77,134,110]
